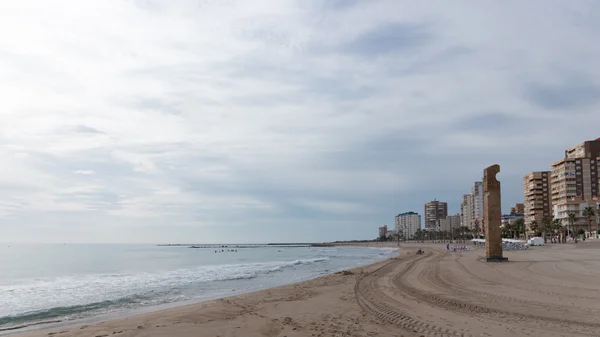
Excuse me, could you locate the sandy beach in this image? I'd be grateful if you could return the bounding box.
[14,241,600,337]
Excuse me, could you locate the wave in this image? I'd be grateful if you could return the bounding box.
[0,257,329,330]
[0,294,149,329]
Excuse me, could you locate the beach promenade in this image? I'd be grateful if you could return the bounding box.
[17,242,600,337]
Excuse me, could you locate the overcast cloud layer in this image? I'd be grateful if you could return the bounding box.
[1,0,599,243]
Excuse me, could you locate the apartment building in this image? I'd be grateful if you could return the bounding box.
[395,212,421,239]
[460,194,473,228]
[471,181,484,220]
[510,203,524,214]
[424,200,448,230]
[553,200,591,231]
[565,138,600,159]
[551,139,600,205]
[523,171,552,225]
[378,225,388,238]
[439,214,461,232]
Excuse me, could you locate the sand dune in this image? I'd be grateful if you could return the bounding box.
[15,242,600,337]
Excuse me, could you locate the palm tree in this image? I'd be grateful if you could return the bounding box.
[530,220,539,237]
[541,216,554,243]
[567,212,577,242]
[501,223,511,238]
[458,226,470,241]
[472,224,481,239]
[552,218,563,243]
[514,218,525,240]
[414,229,425,242]
[583,206,596,239]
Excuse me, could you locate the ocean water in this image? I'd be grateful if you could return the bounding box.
[0,244,395,333]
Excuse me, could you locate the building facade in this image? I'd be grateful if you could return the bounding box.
[521,138,600,236]
[550,138,600,236]
[553,200,591,231]
[424,200,448,230]
[523,171,552,225]
[511,203,524,214]
[502,213,524,227]
[460,194,473,229]
[378,225,387,238]
[439,214,461,232]
[471,181,484,220]
[565,139,600,160]
[551,157,599,204]
[395,212,421,239]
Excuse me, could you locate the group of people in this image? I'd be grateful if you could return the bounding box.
[446,243,470,252]
[215,249,238,253]
[502,242,529,251]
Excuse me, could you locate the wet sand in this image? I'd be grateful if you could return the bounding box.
[15,241,600,337]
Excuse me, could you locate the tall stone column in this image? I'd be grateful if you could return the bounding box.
[483,164,508,262]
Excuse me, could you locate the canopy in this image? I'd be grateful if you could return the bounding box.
[469,238,526,243]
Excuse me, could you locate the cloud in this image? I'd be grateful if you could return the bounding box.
[293,199,368,214]
[74,125,105,134]
[74,170,96,175]
[1,0,600,243]
[301,0,364,12]
[339,21,431,56]
[523,73,600,110]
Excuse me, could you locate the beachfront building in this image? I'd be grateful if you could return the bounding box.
[424,200,448,230]
[550,138,600,237]
[457,182,482,231]
[385,230,397,240]
[523,171,552,227]
[502,213,524,226]
[511,203,524,214]
[378,225,387,239]
[553,200,592,233]
[552,138,600,204]
[460,194,473,229]
[551,156,599,204]
[395,212,421,239]
[439,214,461,233]
[471,181,484,220]
[564,138,600,160]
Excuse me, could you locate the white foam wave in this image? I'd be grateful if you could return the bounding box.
[0,257,329,318]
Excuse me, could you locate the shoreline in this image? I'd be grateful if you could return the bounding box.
[12,242,600,336]
[7,244,399,336]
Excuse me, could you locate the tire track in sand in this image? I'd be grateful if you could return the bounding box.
[391,250,600,336]
[355,251,473,337]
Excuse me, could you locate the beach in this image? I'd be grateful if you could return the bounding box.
[11,241,600,337]
[1,244,394,334]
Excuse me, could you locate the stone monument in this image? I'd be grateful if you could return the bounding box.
[483,164,508,262]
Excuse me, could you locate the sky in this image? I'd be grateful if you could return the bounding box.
[1,0,599,243]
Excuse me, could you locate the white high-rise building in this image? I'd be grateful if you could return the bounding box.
[471,181,484,220]
[460,194,473,228]
[395,212,421,239]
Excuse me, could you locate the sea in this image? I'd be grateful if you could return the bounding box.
[0,244,396,334]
